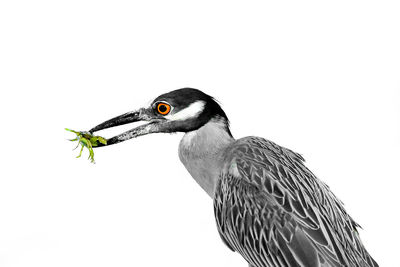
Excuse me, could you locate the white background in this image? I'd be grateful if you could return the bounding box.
[0,1,399,266]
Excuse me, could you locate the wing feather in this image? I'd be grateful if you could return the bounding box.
[214,136,378,267]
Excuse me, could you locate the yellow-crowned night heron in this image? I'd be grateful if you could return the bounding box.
[89,88,378,267]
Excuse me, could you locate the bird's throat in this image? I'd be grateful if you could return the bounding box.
[178,117,234,198]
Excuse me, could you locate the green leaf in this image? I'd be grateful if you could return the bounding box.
[90,137,99,145]
[80,138,89,147]
[65,128,79,134]
[98,137,107,145]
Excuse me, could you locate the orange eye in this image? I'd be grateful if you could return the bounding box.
[157,103,171,115]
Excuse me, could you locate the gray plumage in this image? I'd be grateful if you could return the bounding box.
[214,137,378,267]
[90,88,378,267]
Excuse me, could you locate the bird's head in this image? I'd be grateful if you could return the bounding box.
[89,88,231,146]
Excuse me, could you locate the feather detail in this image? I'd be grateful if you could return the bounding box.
[214,136,378,267]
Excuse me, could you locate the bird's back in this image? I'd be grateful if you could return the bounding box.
[214,136,378,267]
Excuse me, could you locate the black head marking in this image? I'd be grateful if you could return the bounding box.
[152,88,231,135]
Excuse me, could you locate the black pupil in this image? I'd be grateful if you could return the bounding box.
[159,104,167,113]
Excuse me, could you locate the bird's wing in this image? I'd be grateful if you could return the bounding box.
[214,136,378,267]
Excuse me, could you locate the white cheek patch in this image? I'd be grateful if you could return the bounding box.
[165,100,206,121]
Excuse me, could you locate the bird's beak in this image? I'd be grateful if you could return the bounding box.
[89,107,166,147]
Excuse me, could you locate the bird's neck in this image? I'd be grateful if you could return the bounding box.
[178,117,234,198]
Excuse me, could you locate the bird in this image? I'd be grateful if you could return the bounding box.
[89,88,378,267]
